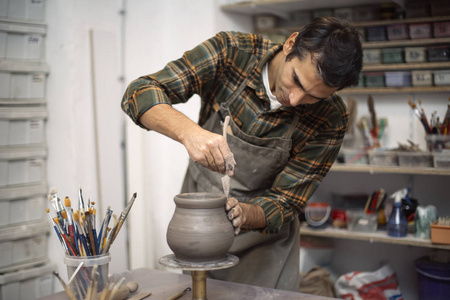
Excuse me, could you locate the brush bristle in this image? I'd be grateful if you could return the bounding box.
[49,187,57,195]
[64,197,71,207]
[48,195,52,201]
[61,211,67,218]
[46,208,50,213]
[73,211,79,221]
[53,217,59,224]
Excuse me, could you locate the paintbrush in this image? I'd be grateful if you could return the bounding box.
[64,196,78,254]
[98,206,113,253]
[73,211,92,256]
[46,208,68,253]
[408,98,432,133]
[54,217,78,256]
[102,214,118,254]
[53,271,77,300]
[78,185,86,219]
[110,193,137,245]
[368,95,378,139]
[83,211,97,255]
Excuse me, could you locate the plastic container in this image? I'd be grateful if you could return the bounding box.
[431,221,450,244]
[0,106,47,147]
[425,134,450,152]
[354,6,380,22]
[398,152,433,168]
[385,71,411,87]
[254,15,277,30]
[345,210,378,232]
[0,262,55,300]
[0,195,46,228]
[2,0,46,21]
[0,71,47,103]
[382,48,404,64]
[64,253,111,298]
[0,149,47,187]
[365,72,385,87]
[409,23,432,39]
[366,26,386,42]
[433,21,450,38]
[368,150,399,166]
[387,201,408,237]
[363,49,382,64]
[386,23,409,40]
[427,46,450,62]
[433,70,450,86]
[433,152,450,168]
[412,70,433,86]
[0,20,45,62]
[415,256,450,300]
[0,221,49,273]
[333,8,353,21]
[405,47,426,63]
[431,0,450,17]
[304,202,331,229]
[340,149,369,164]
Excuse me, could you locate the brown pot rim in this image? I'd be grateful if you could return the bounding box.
[174,192,226,209]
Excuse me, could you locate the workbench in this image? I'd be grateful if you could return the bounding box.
[37,268,336,299]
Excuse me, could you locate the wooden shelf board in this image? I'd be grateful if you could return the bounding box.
[363,62,450,71]
[339,86,450,94]
[300,225,450,250]
[363,37,450,48]
[330,164,450,175]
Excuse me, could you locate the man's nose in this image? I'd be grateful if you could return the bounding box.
[289,89,307,106]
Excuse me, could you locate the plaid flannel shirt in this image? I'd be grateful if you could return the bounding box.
[121,31,348,233]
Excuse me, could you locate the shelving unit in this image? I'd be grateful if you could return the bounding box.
[221,2,450,298]
[300,225,450,250]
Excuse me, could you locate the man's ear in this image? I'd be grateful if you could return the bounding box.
[283,32,298,55]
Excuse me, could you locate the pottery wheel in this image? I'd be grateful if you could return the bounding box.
[159,254,239,300]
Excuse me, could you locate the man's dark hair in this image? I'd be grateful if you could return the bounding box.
[286,17,363,90]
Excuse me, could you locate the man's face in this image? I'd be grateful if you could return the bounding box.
[273,35,338,107]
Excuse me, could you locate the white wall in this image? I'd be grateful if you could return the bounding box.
[45,0,127,289]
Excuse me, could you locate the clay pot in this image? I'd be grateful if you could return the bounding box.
[167,193,234,263]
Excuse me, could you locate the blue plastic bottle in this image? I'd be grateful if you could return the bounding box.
[387,189,408,237]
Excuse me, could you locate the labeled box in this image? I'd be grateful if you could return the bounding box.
[412,70,433,86]
[433,70,450,86]
[2,0,46,21]
[433,21,450,38]
[365,72,385,87]
[405,47,426,63]
[0,20,46,62]
[409,23,432,39]
[363,49,382,64]
[366,26,386,42]
[0,106,47,147]
[427,46,450,62]
[386,23,409,40]
[0,71,46,102]
[0,221,50,273]
[382,48,404,64]
[385,71,411,87]
[0,262,54,300]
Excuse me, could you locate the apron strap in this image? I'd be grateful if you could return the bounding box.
[284,114,300,139]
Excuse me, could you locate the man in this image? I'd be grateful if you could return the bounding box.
[122,17,362,291]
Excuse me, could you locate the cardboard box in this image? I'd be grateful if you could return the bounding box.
[431,221,450,244]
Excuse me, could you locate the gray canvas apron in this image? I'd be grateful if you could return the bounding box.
[180,79,300,292]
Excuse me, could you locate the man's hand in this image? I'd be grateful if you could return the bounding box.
[226,198,267,235]
[139,104,235,175]
[183,129,235,176]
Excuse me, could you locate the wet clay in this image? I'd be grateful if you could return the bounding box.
[167,193,234,263]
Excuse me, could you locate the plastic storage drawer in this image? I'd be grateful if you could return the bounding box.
[0,262,54,300]
[385,71,411,87]
[0,106,47,147]
[398,152,433,168]
[382,48,404,64]
[405,47,426,63]
[0,0,46,21]
[433,70,450,86]
[365,72,385,87]
[368,150,399,166]
[0,20,45,62]
[0,221,50,273]
[0,195,46,228]
[0,146,47,188]
[363,49,382,64]
[366,26,386,41]
[409,23,432,39]
[386,23,409,40]
[0,71,47,103]
[433,21,450,38]
[412,70,433,86]
[428,46,450,62]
